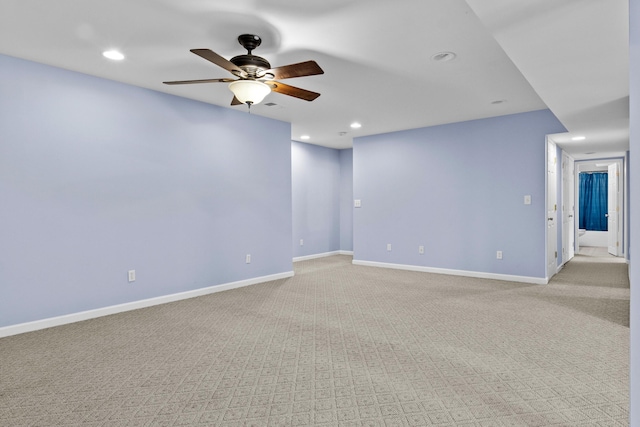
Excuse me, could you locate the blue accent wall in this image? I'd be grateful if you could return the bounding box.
[291,141,341,257]
[353,110,566,279]
[0,54,293,328]
[629,0,639,422]
[339,149,354,251]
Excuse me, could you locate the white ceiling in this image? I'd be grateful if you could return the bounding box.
[0,0,629,159]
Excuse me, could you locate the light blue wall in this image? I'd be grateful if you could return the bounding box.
[291,141,340,257]
[0,54,293,328]
[340,149,354,251]
[629,0,639,423]
[353,110,566,279]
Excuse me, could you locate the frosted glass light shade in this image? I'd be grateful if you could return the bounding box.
[228,80,271,105]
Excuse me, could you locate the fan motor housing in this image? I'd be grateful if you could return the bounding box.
[230,55,271,77]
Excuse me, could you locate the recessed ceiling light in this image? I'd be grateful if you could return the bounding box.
[102,50,125,61]
[431,51,457,62]
[300,135,310,140]
[350,122,362,129]
[571,136,586,141]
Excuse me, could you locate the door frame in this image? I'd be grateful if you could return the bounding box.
[573,157,625,257]
[561,152,575,265]
[608,161,622,256]
[546,138,558,280]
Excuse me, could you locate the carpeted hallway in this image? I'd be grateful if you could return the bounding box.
[0,250,629,426]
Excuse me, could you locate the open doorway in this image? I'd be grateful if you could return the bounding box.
[574,159,623,257]
[547,139,626,279]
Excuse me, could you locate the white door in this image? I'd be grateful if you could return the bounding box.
[607,163,619,256]
[547,140,558,278]
[562,152,575,263]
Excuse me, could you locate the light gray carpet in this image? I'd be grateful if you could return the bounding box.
[0,252,629,426]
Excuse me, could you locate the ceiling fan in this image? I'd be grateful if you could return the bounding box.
[163,34,324,107]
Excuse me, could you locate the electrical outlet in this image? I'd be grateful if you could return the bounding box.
[387,243,392,251]
[245,254,251,264]
[496,251,503,260]
[418,245,425,254]
[300,239,304,246]
[128,270,136,282]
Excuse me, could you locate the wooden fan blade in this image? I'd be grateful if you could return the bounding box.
[231,96,243,106]
[163,78,235,85]
[267,81,320,101]
[263,61,324,80]
[190,49,247,77]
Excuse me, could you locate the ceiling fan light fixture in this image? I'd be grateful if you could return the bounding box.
[165,35,322,105]
[228,80,271,105]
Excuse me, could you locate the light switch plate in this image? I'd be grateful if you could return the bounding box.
[524,195,532,205]
[354,199,362,208]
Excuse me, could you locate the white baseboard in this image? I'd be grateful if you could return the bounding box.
[352,259,547,285]
[0,271,294,339]
[293,250,353,262]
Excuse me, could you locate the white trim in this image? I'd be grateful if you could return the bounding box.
[293,250,352,262]
[0,271,294,338]
[352,260,548,285]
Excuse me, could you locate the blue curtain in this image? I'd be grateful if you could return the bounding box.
[579,172,608,231]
